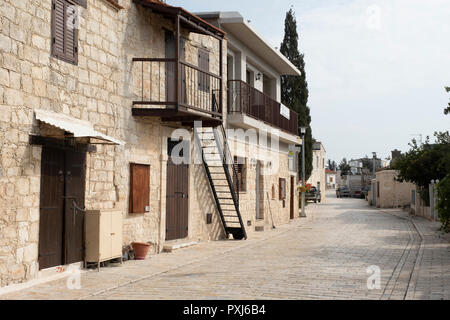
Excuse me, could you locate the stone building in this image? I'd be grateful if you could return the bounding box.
[0,0,302,288]
[307,141,326,198]
[368,170,415,209]
[197,11,302,230]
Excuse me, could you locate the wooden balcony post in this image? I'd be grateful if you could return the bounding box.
[219,38,223,116]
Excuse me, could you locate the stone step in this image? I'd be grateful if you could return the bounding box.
[163,241,199,253]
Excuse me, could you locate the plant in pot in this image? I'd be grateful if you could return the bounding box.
[131,242,151,260]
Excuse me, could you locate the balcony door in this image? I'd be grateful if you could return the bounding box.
[165,30,176,104]
[165,31,186,105]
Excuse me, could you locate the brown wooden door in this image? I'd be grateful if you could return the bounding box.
[64,150,86,265]
[39,147,86,270]
[290,176,295,220]
[166,158,189,241]
[39,148,65,270]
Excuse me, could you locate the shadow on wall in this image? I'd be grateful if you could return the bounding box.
[193,163,226,241]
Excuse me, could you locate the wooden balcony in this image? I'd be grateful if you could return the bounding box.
[132,58,223,127]
[227,80,299,136]
[130,4,226,128]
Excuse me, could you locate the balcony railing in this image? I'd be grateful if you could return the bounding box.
[132,58,223,118]
[227,80,299,136]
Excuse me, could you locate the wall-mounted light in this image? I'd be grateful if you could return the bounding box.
[300,127,307,136]
[255,72,262,81]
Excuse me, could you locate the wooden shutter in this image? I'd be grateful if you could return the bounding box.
[129,164,150,214]
[234,157,246,192]
[279,178,286,200]
[198,48,210,92]
[52,0,78,64]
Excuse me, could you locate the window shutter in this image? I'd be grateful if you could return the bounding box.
[234,157,246,192]
[129,164,150,214]
[279,178,286,200]
[52,0,65,57]
[52,0,78,64]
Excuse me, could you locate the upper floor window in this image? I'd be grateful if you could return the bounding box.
[51,0,80,65]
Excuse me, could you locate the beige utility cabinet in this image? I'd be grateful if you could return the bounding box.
[85,210,123,270]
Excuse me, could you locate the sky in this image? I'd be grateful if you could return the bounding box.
[171,0,450,163]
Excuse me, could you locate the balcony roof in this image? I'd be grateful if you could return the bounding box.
[196,11,301,76]
[134,0,226,39]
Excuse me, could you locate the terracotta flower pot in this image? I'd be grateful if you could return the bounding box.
[131,242,151,260]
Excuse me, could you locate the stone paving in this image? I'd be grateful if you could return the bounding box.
[1,192,449,300]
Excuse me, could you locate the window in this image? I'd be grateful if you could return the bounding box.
[234,156,246,192]
[272,184,276,199]
[198,48,210,92]
[51,0,79,64]
[279,178,286,200]
[129,164,150,214]
[288,152,296,172]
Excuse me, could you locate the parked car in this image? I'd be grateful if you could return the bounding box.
[305,186,322,203]
[353,189,362,198]
[361,186,370,199]
[336,186,350,198]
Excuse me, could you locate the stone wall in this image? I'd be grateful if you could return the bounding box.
[375,170,415,209]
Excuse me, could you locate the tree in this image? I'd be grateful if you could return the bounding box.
[327,159,337,171]
[280,8,313,180]
[437,176,450,231]
[444,87,450,115]
[391,131,450,206]
[339,158,351,177]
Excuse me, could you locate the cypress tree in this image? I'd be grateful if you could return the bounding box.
[280,8,313,180]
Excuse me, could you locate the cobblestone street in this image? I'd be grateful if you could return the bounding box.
[1,192,449,300]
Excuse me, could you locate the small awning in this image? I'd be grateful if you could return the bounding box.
[35,109,125,146]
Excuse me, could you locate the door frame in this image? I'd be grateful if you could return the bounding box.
[256,161,264,220]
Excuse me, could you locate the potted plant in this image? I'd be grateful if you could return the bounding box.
[131,242,151,260]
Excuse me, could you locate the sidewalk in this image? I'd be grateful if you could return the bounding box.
[379,209,450,300]
[0,206,317,300]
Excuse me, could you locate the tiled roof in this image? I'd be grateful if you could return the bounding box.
[136,0,226,37]
[139,0,170,7]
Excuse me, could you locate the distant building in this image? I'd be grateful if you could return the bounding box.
[367,170,415,208]
[326,170,337,190]
[307,142,326,198]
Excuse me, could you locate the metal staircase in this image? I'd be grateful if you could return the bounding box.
[194,124,247,240]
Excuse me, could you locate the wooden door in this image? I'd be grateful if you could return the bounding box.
[64,150,86,264]
[111,213,123,257]
[166,158,189,241]
[39,147,86,270]
[165,30,176,103]
[39,148,65,270]
[290,176,295,219]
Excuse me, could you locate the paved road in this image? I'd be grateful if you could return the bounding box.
[2,192,449,300]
